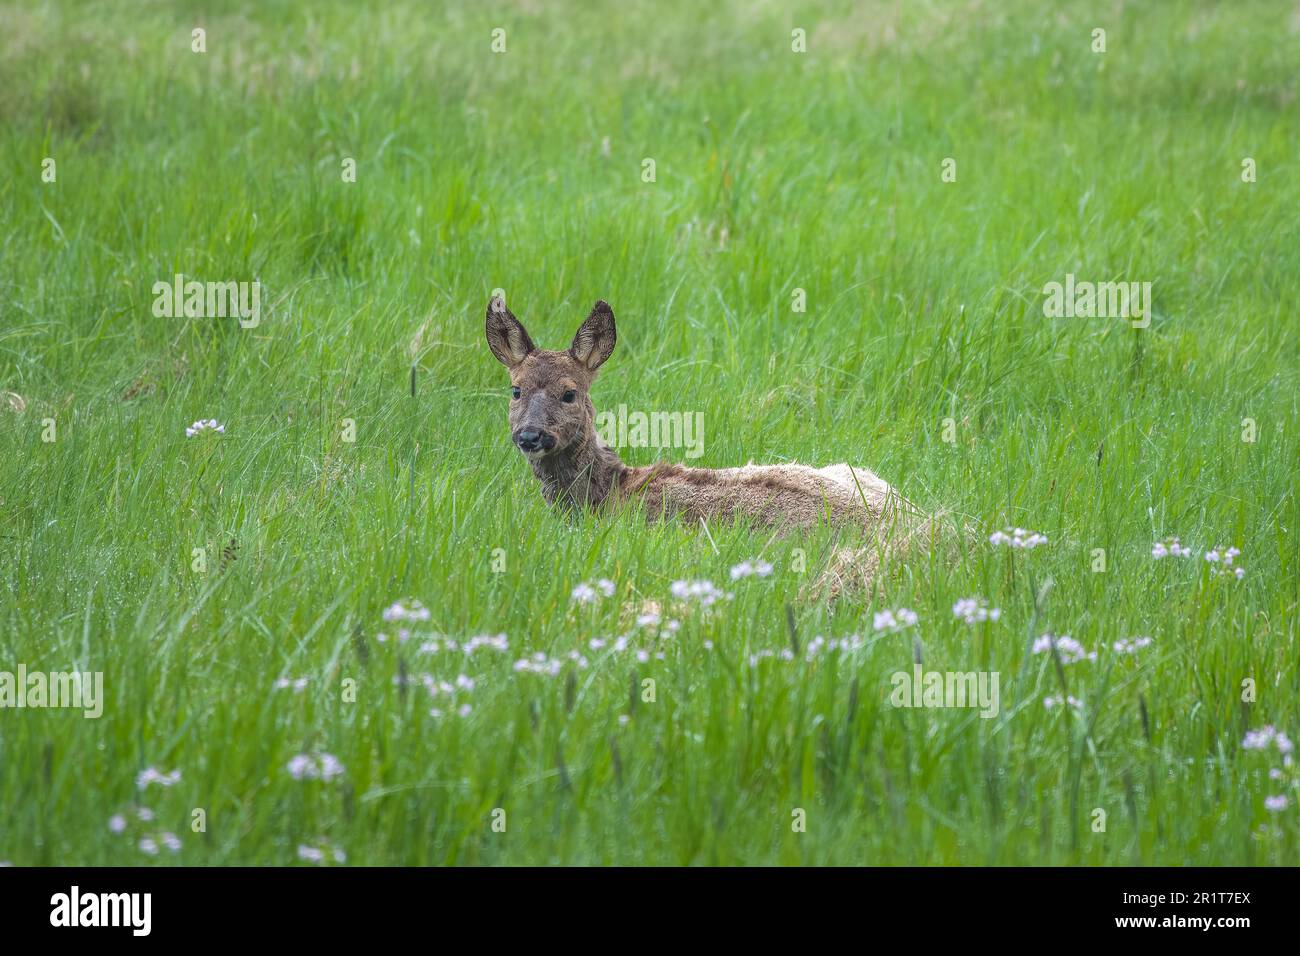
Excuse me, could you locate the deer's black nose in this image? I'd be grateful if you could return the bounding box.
[514,428,554,453]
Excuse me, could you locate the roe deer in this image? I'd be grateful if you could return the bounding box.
[485,296,930,589]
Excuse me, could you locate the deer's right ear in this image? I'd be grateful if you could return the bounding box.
[485,296,535,368]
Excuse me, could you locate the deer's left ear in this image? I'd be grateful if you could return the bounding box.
[570,300,617,371]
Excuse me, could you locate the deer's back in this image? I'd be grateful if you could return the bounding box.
[625,460,911,530]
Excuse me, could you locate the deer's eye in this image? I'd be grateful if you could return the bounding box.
[511,386,521,400]
[562,389,577,404]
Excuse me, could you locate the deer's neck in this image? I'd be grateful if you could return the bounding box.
[531,426,627,511]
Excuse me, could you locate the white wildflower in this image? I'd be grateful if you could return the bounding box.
[185,419,225,438]
[1032,634,1096,664]
[286,752,345,781]
[1112,636,1153,655]
[669,579,730,607]
[381,600,430,623]
[990,527,1047,549]
[952,597,1000,625]
[1152,536,1192,559]
[1044,695,1082,711]
[873,608,918,632]
[730,559,773,580]
[136,767,182,790]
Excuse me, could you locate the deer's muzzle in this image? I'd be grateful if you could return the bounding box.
[513,428,556,454]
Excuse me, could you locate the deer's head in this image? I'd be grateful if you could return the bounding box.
[485,296,616,460]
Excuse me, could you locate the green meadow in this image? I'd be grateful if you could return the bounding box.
[0,0,1296,865]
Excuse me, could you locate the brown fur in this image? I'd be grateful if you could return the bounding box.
[485,296,929,589]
